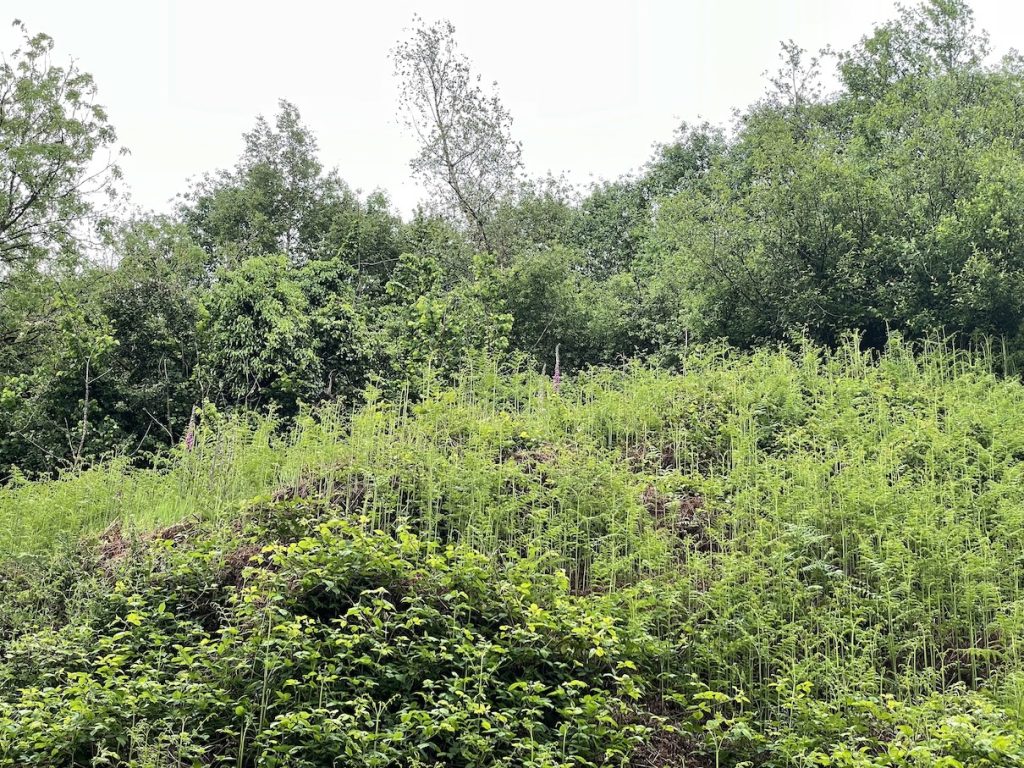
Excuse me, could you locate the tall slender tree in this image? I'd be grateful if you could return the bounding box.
[392,17,523,254]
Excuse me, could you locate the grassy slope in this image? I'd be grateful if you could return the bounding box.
[3,339,1024,765]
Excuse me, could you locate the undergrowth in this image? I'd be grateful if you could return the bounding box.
[3,337,1024,766]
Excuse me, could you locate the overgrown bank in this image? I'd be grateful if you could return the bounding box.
[3,340,1024,765]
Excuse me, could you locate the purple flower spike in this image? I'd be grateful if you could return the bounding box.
[184,407,197,452]
[553,344,561,394]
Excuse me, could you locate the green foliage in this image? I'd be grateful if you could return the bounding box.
[12,0,1024,478]
[92,219,205,449]
[500,246,640,368]
[9,3,1024,765]
[371,251,511,397]
[298,257,371,402]
[180,100,404,282]
[648,0,1024,353]
[489,177,577,264]
[3,219,202,476]
[198,255,319,413]
[0,511,653,767]
[0,267,136,475]
[570,123,725,280]
[5,340,1024,764]
[0,20,121,278]
[182,99,328,263]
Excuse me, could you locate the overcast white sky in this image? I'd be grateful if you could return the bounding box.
[4,1,1024,215]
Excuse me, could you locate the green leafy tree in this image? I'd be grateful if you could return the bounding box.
[838,0,989,98]
[0,219,204,476]
[0,21,121,281]
[401,209,476,286]
[0,276,121,475]
[488,176,576,264]
[182,100,324,263]
[570,123,725,279]
[500,246,640,369]
[182,102,405,298]
[94,218,205,448]
[373,251,510,396]
[649,0,1024,353]
[298,256,370,403]
[198,255,318,413]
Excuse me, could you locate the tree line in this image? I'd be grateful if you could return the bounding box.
[2,0,1022,477]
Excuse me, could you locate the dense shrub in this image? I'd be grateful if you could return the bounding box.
[0,509,656,767]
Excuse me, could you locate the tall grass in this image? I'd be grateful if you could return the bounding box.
[0,409,355,555]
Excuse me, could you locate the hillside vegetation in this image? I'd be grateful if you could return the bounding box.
[6,0,1024,764]
[4,340,1024,765]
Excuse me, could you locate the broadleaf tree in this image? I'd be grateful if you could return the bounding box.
[0,21,121,281]
[393,16,523,255]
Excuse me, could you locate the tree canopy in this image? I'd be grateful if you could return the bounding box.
[5,0,1024,478]
[0,21,121,280]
